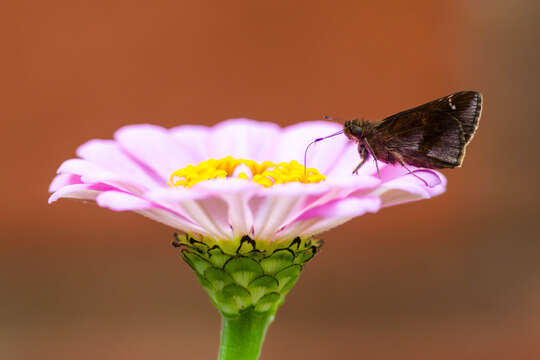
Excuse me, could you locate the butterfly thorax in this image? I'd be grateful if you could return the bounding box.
[344,119,399,165]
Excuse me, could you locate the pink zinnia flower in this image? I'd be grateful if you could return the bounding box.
[49,118,448,360]
[49,119,445,245]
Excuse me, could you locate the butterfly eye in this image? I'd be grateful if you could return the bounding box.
[344,120,363,138]
[351,124,363,135]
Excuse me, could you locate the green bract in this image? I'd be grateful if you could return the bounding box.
[174,234,321,318]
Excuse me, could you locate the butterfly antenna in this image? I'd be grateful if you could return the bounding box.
[323,115,344,122]
[303,129,344,174]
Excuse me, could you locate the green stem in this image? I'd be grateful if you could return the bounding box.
[218,309,275,360]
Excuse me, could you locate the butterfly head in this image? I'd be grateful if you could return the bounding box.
[344,119,365,141]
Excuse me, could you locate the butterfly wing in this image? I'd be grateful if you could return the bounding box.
[374,91,482,168]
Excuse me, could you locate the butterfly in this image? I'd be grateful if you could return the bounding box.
[305,91,482,183]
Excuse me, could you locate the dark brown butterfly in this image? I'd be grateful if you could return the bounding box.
[305,91,482,183]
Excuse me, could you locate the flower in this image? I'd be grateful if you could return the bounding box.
[49,118,448,359]
[49,119,445,247]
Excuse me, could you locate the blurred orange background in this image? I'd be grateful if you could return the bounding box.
[2,0,540,359]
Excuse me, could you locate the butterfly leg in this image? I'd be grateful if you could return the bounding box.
[352,145,368,175]
[389,151,429,187]
[363,139,381,178]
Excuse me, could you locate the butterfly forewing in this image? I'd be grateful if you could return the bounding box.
[373,91,482,168]
[443,91,481,142]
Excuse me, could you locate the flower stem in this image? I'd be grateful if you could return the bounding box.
[218,309,275,360]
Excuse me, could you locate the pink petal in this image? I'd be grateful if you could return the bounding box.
[133,187,224,235]
[135,208,210,236]
[406,169,444,189]
[146,185,235,240]
[169,125,212,163]
[77,139,163,188]
[276,121,346,173]
[376,163,444,185]
[49,174,82,192]
[114,124,197,182]
[179,197,233,241]
[296,196,381,220]
[48,183,114,204]
[325,142,391,178]
[96,191,154,211]
[193,179,262,237]
[250,194,302,241]
[144,187,209,203]
[274,197,381,242]
[208,119,282,162]
[249,182,331,241]
[370,170,446,207]
[270,176,380,232]
[57,158,148,195]
[95,191,213,237]
[57,158,106,176]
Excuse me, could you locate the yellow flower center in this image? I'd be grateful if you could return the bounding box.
[170,156,325,188]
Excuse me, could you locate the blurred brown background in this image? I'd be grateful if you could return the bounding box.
[2,0,540,359]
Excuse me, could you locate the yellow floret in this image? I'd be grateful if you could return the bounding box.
[170,157,325,188]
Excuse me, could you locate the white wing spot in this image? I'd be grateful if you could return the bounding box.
[448,96,457,110]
